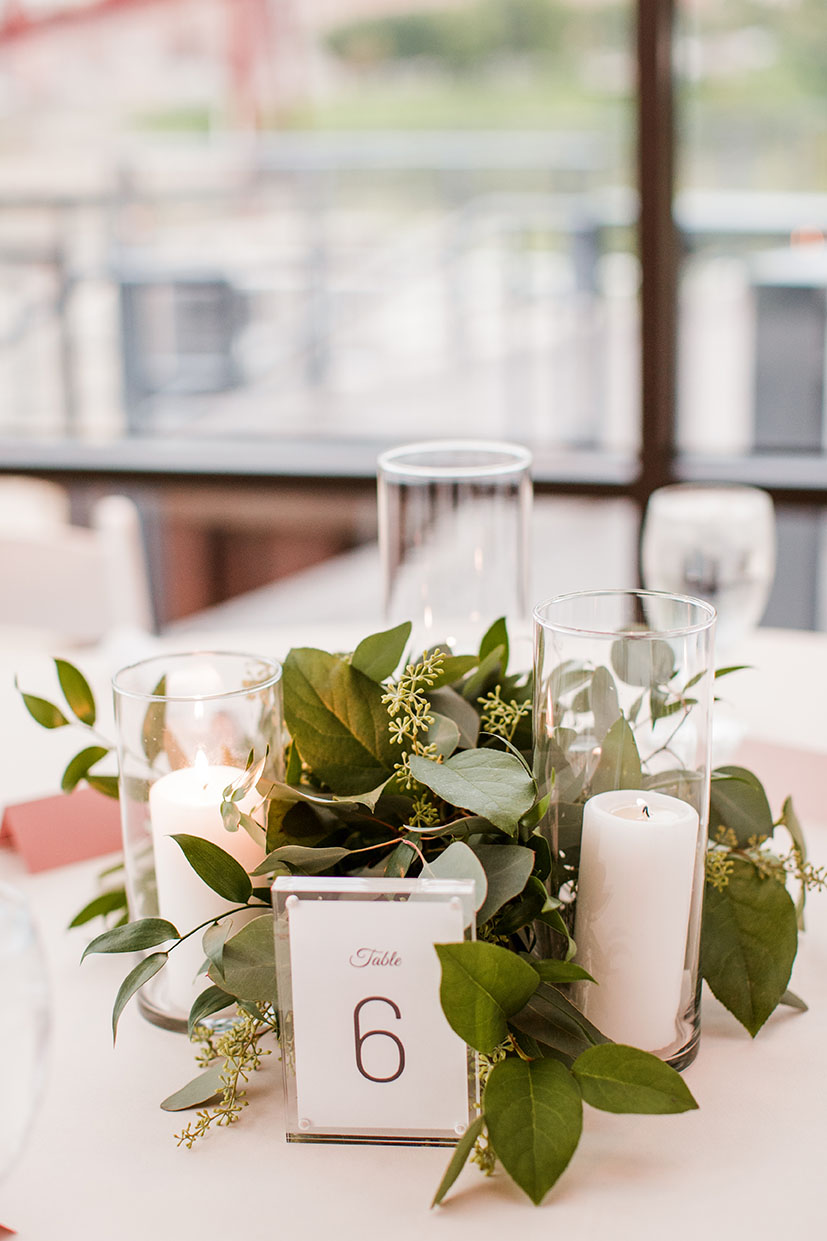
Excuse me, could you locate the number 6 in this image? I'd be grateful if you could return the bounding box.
[353,997,406,1083]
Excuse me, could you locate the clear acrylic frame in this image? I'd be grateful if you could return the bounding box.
[273,876,478,1146]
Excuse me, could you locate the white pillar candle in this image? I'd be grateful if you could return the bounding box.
[573,788,700,1052]
[149,760,264,1015]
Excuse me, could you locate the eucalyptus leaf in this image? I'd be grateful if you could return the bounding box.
[160,1063,225,1112]
[431,1115,485,1208]
[435,940,539,1054]
[170,834,253,904]
[590,666,620,740]
[427,687,480,748]
[779,989,808,1012]
[160,1062,225,1111]
[548,661,592,702]
[363,841,416,878]
[409,750,535,834]
[112,952,167,1041]
[611,636,675,687]
[778,796,808,927]
[201,922,231,974]
[351,622,412,682]
[571,1043,698,1114]
[590,717,642,795]
[473,843,535,925]
[484,1057,583,1205]
[283,648,396,794]
[266,777,389,814]
[187,985,236,1036]
[701,858,798,1036]
[709,766,774,847]
[251,844,350,877]
[82,917,179,961]
[426,841,487,912]
[55,658,96,726]
[423,711,461,760]
[207,913,277,1004]
[61,745,110,793]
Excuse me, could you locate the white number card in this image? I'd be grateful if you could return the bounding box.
[273,876,476,1145]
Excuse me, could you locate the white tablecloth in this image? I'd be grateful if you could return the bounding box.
[2,624,826,1239]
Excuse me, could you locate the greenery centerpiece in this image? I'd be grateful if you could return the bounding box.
[17,620,822,1207]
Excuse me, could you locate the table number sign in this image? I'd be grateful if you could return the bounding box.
[273,877,477,1145]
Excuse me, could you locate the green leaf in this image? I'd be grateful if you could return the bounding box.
[572,1044,698,1114]
[187,985,235,1036]
[82,917,179,961]
[435,940,538,1054]
[611,636,675,687]
[283,648,396,794]
[426,841,487,912]
[431,1114,485,1208]
[529,960,595,986]
[590,665,620,739]
[778,796,808,926]
[351,622,412,682]
[409,749,535,834]
[461,645,506,702]
[85,775,120,799]
[160,1064,225,1112]
[714,665,751,679]
[170,834,253,904]
[779,989,808,1012]
[484,1057,583,1205]
[201,922,231,975]
[207,913,276,1004]
[701,858,798,1036]
[479,617,509,674]
[251,844,350,877]
[427,687,480,748]
[428,654,479,690]
[473,843,535,925]
[55,658,96,725]
[141,675,166,764]
[68,887,128,928]
[16,685,69,729]
[112,952,167,1041]
[709,766,774,847]
[493,875,549,936]
[423,711,461,760]
[590,717,642,794]
[509,981,608,1061]
[60,745,110,792]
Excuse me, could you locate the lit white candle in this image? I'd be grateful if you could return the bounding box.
[573,788,700,1052]
[149,758,264,1014]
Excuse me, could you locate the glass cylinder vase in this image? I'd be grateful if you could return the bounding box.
[532,590,716,1069]
[112,650,283,1031]
[377,439,533,661]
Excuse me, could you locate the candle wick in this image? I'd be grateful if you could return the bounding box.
[642,804,650,818]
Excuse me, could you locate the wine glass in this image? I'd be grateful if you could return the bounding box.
[640,484,776,654]
[0,882,50,1183]
[641,484,776,762]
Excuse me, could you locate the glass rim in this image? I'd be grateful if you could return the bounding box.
[377,439,532,480]
[112,649,283,703]
[533,588,717,639]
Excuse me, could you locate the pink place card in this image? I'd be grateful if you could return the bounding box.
[0,787,122,873]
[734,738,825,828]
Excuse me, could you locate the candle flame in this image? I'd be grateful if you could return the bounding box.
[193,749,209,774]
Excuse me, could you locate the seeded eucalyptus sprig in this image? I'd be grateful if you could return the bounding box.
[15,622,816,1208]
